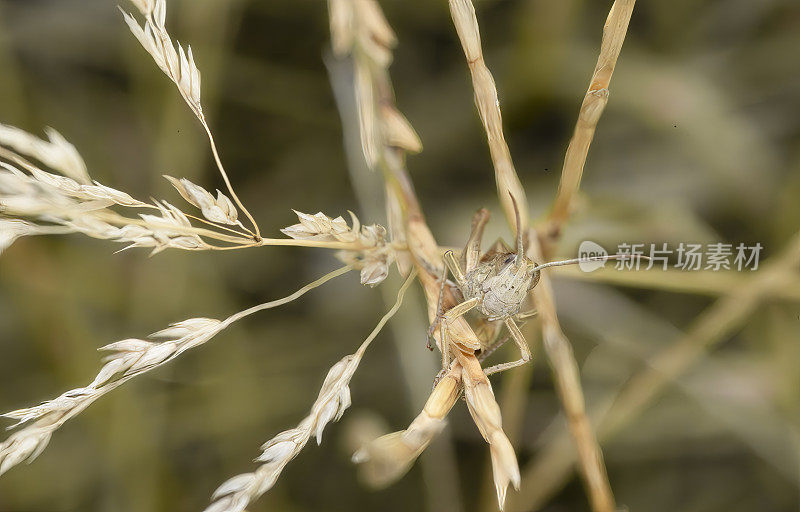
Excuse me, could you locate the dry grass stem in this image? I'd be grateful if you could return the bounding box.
[527,233,616,512]
[552,265,800,300]
[329,2,525,506]
[545,0,636,243]
[448,0,529,233]
[500,3,637,508]
[0,266,351,476]
[205,269,417,512]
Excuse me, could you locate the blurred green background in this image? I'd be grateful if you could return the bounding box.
[1,0,799,511]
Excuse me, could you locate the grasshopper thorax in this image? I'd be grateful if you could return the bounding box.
[461,251,540,320]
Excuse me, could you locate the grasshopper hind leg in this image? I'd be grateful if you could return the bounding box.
[483,318,532,376]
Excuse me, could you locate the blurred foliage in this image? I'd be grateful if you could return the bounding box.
[0,0,798,511]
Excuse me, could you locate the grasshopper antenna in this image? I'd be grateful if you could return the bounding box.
[528,253,650,273]
[509,192,524,262]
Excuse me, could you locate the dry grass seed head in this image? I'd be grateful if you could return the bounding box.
[458,352,520,510]
[353,363,462,487]
[282,210,395,286]
[0,266,352,477]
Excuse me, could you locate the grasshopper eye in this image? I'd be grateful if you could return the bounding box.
[504,255,515,265]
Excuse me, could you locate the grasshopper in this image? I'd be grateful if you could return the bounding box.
[428,202,638,376]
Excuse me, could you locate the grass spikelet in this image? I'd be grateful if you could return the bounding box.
[329,0,421,169]
[165,175,239,226]
[282,210,396,286]
[458,351,520,510]
[120,1,202,116]
[0,123,91,184]
[353,363,462,487]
